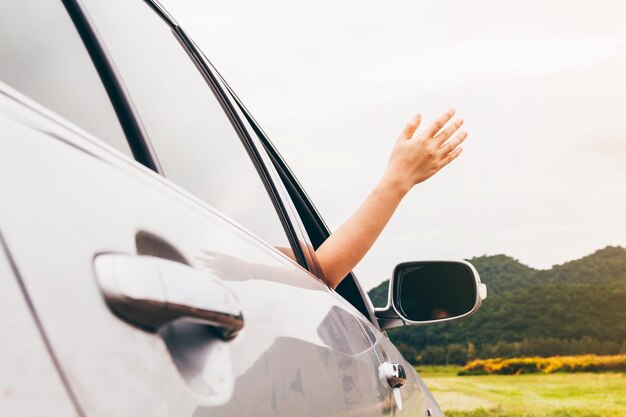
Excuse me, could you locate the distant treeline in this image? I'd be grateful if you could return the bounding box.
[398,337,626,366]
[368,246,626,365]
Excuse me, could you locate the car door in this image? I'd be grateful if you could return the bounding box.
[1,0,396,416]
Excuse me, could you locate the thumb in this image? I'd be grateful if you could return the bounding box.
[399,113,422,141]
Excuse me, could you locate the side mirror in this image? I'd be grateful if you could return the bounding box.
[375,260,487,330]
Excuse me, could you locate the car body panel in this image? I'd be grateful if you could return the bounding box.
[0,87,395,416]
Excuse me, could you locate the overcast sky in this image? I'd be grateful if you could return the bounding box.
[162,0,626,290]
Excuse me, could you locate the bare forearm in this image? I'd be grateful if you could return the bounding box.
[316,177,408,288]
[314,109,466,289]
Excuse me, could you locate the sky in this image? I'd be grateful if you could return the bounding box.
[161,0,626,290]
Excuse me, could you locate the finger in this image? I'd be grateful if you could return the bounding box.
[440,131,468,155]
[435,118,464,145]
[439,146,463,169]
[399,113,422,140]
[423,108,455,138]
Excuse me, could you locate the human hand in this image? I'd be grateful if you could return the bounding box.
[383,109,467,194]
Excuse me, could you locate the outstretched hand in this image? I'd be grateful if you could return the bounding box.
[315,108,468,288]
[384,109,467,194]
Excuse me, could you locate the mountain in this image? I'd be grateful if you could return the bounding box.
[368,246,626,364]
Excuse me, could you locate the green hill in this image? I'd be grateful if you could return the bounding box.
[368,246,626,364]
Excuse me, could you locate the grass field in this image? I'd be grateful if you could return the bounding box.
[417,366,626,417]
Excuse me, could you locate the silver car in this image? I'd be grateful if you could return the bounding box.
[0,0,486,416]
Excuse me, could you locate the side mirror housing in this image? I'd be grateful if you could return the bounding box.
[375,260,487,330]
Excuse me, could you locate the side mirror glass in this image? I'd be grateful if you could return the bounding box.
[375,260,487,330]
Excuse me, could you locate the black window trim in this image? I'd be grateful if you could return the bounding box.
[61,0,162,173]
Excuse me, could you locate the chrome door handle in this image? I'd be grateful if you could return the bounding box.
[379,362,407,388]
[94,254,244,340]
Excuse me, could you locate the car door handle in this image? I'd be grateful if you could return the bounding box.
[94,254,244,340]
[379,362,407,388]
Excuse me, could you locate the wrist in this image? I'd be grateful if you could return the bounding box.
[379,172,412,198]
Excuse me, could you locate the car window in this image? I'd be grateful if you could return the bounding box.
[0,0,131,157]
[81,0,292,250]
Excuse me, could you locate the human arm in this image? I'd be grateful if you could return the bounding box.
[315,109,467,288]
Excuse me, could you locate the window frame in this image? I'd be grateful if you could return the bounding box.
[65,0,309,268]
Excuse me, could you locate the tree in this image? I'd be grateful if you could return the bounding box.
[446,344,468,365]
